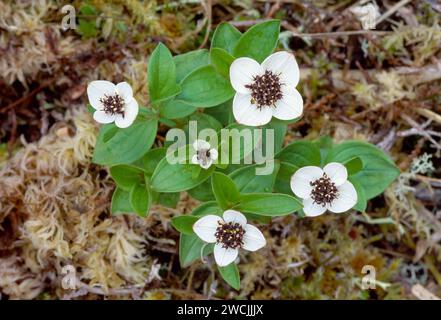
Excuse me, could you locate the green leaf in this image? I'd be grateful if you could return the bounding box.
[86,104,95,114]
[174,49,210,83]
[314,136,334,165]
[350,177,367,212]
[229,162,280,193]
[151,156,215,193]
[148,43,181,104]
[274,161,299,195]
[79,4,97,15]
[233,20,280,63]
[243,212,272,224]
[344,157,363,175]
[263,120,287,154]
[171,215,199,235]
[185,113,223,135]
[93,119,158,166]
[110,165,144,191]
[238,193,302,216]
[192,201,223,217]
[160,99,197,119]
[77,5,98,38]
[205,99,234,126]
[129,184,151,217]
[218,123,255,164]
[211,22,241,54]
[157,192,180,208]
[210,48,235,78]
[325,141,399,199]
[111,187,134,215]
[177,65,234,108]
[77,19,98,38]
[276,140,321,167]
[138,148,167,176]
[211,172,241,210]
[179,233,214,267]
[188,179,215,202]
[159,117,176,127]
[218,263,240,290]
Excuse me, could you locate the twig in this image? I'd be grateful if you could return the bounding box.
[198,0,213,49]
[415,108,441,126]
[229,19,268,28]
[288,29,391,38]
[411,284,440,300]
[398,115,441,151]
[0,80,54,113]
[376,0,412,25]
[415,174,441,188]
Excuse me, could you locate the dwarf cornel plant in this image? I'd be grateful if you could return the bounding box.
[87,20,400,290]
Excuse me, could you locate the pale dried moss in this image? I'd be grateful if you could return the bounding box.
[0,0,80,86]
[383,25,441,66]
[0,254,45,300]
[0,108,163,299]
[352,71,415,109]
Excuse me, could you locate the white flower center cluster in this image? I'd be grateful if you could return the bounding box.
[215,221,245,249]
[191,139,218,169]
[310,173,339,206]
[100,94,125,117]
[245,70,283,109]
[196,148,212,168]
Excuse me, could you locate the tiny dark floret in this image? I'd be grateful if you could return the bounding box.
[310,173,339,206]
[100,94,125,117]
[215,221,245,249]
[245,70,283,109]
[196,148,211,166]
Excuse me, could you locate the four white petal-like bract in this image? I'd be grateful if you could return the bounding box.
[193,210,266,267]
[87,80,139,128]
[191,139,219,169]
[229,51,303,127]
[290,162,358,217]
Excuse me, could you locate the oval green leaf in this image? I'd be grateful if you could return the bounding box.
[111,187,134,215]
[218,263,240,290]
[276,140,321,168]
[110,165,144,191]
[238,193,302,216]
[211,22,241,54]
[177,65,234,108]
[179,233,214,267]
[93,119,158,166]
[233,20,280,63]
[174,49,210,83]
[129,184,151,217]
[325,141,399,199]
[148,43,181,103]
[229,162,280,193]
[171,215,199,235]
[210,47,235,78]
[211,172,240,210]
[151,157,215,193]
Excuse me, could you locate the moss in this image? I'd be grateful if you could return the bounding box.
[1,0,440,300]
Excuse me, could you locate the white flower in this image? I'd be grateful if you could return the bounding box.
[229,51,303,127]
[193,210,266,267]
[290,162,358,217]
[191,139,218,169]
[87,80,139,128]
